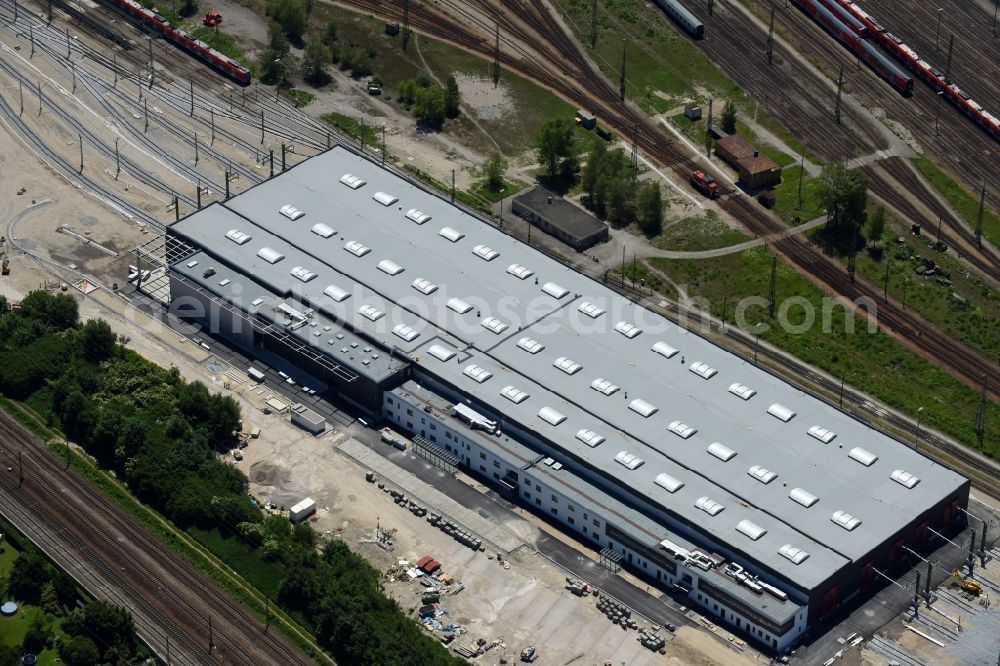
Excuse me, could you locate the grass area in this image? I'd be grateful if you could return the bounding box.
[0,398,331,665]
[734,124,796,168]
[646,248,1000,456]
[652,211,750,251]
[321,111,380,146]
[403,164,493,214]
[772,168,826,225]
[612,259,673,297]
[470,177,528,204]
[283,88,316,107]
[912,156,1000,249]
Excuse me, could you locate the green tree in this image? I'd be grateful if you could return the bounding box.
[483,152,508,192]
[178,0,198,17]
[52,569,78,608]
[268,0,307,44]
[444,74,461,118]
[322,20,338,45]
[21,617,51,654]
[0,644,20,666]
[607,177,634,227]
[20,291,78,331]
[81,319,116,363]
[7,550,50,604]
[637,181,664,236]
[81,600,137,662]
[581,141,608,207]
[60,636,100,666]
[535,119,575,182]
[413,86,446,128]
[40,582,61,614]
[302,41,331,86]
[868,204,886,247]
[721,100,737,134]
[817,162,868,254]
[0,294,9,314]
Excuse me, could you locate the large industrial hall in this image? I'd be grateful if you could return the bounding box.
[163,145,970,652]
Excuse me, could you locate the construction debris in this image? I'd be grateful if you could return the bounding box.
[596,596,638,629]
[637,627,666,652]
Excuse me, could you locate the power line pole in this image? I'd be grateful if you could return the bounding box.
[834,64,844,124]
[590,0,598,49]
[189,81,194,116]
[260,109,265,144]
[173,196,179,222]
[708,0,714,16]
[631,122,638,176]
[113,53,117,87]
[210,109,215,145]
[768,254,777,317]
[71,60,76,94]
[451,169,455,203]
[78,133,83,173]
[269,149,274,177]
[767,2,774,64]
[65,27,70,57]
[148,38,154,88]
[976,374,987,446]
[37,80,42,116]
[493,22,501,88]
[706,97,713,157]
[619,40,626,102]
[196,181,202,209]
[144,99,148,132]
[281,143,286,171]
[208,616,214,651]
[797,149,804,208]
[976,180,986,247]
[193,132,198,165]
[115,139,120,179]
[883,255,890,302]
[381,124,386,165]
[18,81,22,116]
[29,24,34,58]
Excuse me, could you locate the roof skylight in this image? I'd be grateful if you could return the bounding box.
[500,385,530,404]
[226,229,252,244]
[392,323,419,342]
[405,208,432,224]
[472,244,500,261]
[324,284,350,302]
[377,259,404,276]
[695,496,725,516]
[344,240,371,257]
[357,304,384,322]
[311,223,336,238]
[339,173,366,189]
[707,442,737,461]
[576,429,605,447]
[542,282,570,299]
[736,520,767,541]
[590,378,620,395]
[463,364,493,383]
[506,264,534,280]
[517,337,545,354]
[748,465,777,484]
[667,420,696,438]
[279,204,304,220]
[614,321,642,338]
[654,473,684,493]
[427,344,456,361]
[481,317,508,334]
[553,357,582,375]
[689,361,717,379]
[651,341,679,359]
[629,399,659,418]
[446,297,473,314]
[778,544,810,565]
[578,302,606,319]
[289,266,317,283]
[807,426,837,443]
[789,487,819,508]
[767,403,796,422]
[412,278,438,295]
[372,191,398,206]
[538,406,567,425]
[831,510,862,531]
[728,383,756,400]
[614,451,645,470]
[257,247,284,264]
[439,227,465,242]
[890,469,920,489]
[848,447,878,467]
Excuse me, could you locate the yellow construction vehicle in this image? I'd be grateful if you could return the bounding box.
[952,569,983,596]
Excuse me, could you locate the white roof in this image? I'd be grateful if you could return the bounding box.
[667,420,696,438]
[654,472,685,493]
[507,264,534,280]
[651,341,679,359]
[405,208,432,224]
[517,337,545,354]
[707,442,737,462]
[695,496,725,516]
[311,223,336,238]
[542,282,570,299]
[377,259,404,275]
[500,385,530,404]
[737,519,768,541]
[728,383,757,400]
[789,487,819,508]
[392,323,420,342]
[590,378,620,396]
[373,191,398,206]
[257,247,284,264]
[629,399,659,418]
[463,364,493,383]
[576,428,605,447]
[324,284,351,302]
[343,240,371,257]
[768,403,796,422]
[615,450,645,470]
[849,447,879,467]
[614,321,642,338]
[439,226,465,242]
[553,357,582,375]
[427,344,456,362]
[538,406,567,426]
[446,297,473,314]
[689,361,717,379]
[226,229,252,244]
[412,278,438,294]
[472,244,500,261]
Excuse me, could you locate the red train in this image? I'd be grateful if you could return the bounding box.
[833,0,1000,142]
[105,0,251,85]
[789,0,913,95]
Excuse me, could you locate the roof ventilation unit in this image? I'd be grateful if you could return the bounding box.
[472,244,500,261]
[517,337,545,354]
[344,240,371,257]
[789,487,819,508]
[614,451,645,470]
[654,473,684,493]
[728,383,756,400]
[807,425,837,443]
[848,447,878,467]
[357,304,385,322]
[481,317,508,334]
[538,406,567,426]
[541,282,570,299]
[767,403,796,422]
[463,364,493,383]
[377,259,405,276]
[340,173,366,189]
[576,429,605,447]
[747,464,777,484]
[311,223,336,238]
[890,469,920,489]
[553,357,582,375]
[590,378,620,395]
[614,321,642,338]
[324,284,350,302]
[411,278,438,295]
[446,297,473,314]
[279,204,305,220]
[226,229,252,244]
[831,510,862,531]
[688,361,717,379]
[707,442,736,461]
[629,399,659,418]
[405,208,432,224]
[578,302,606,318]
[257,247,285,264]
[427,344,456,362]
[290,266,317,283]
[667,420,696,438]
[186,260,199,268]
[506,264,534,280]
[651,341,679,359]
[694,496,725,516]
[372,191,398,206]
[778,544,810,565]
[736,519,767,541]
[439,227,465,242]
[392,323,419,342]
[500,385,530,404]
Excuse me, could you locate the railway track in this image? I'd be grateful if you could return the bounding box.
[0,412,311,665]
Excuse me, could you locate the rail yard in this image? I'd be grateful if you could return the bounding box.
[0,0,997,664]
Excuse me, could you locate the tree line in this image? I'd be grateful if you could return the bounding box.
[0,291,462,665]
